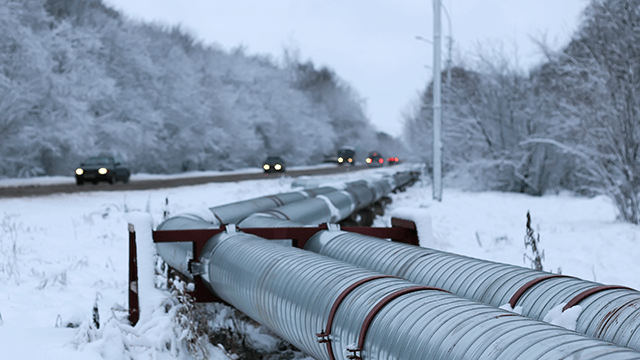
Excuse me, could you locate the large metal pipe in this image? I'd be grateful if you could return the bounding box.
[304,231,640,352]
[238,173,416,228]
[197,229,640,360]
[155,187,336,277]
[155,171,417,278]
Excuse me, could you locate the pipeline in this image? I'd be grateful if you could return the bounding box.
[156,171,418,278]
[304,231,640,352]
[237,173,415,228]
[194,228,640,360]
[155,186,336,276]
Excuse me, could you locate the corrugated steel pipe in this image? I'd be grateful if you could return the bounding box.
[210,187,338,225]
[155,187,336,277]
[237,190,355,228]
[156,171,417,282]
[238,173,415,228]
[197,229,640,360]
[304,231,640,352]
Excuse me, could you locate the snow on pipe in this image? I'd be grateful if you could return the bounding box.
[304,231,640,352]
[197,230,640,360]
[155,187,338,277]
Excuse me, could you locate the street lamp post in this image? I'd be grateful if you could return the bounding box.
[432,0,443,202]
[441,4,453,85]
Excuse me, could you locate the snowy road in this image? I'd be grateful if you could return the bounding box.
[0,164,369,198]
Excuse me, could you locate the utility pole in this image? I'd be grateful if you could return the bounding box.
[432,0,443,201]
[441,4,453,85]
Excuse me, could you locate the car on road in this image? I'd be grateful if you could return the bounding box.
[263,156,286,173]
[366,151,384,167]
[337,147,356,166]
[387,157,399,165]
[75,156,130,185]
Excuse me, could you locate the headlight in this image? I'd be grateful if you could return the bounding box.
[274,164,282,170]
[263,164,270,170]
[75,168,84,175]
[98,167,108,175]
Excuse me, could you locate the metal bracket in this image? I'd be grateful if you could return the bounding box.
[189,260,205,276]
[345,346,362,360]
[225,223,237,233]
[351,286,450,359]
[326,223,341,232]
[508,274,569,308]
[316,275,399,360]
[563,285,633,311]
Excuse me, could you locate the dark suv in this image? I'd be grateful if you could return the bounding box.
[263,156,286,173]
[75,156,130,185]
[337,148,355,166]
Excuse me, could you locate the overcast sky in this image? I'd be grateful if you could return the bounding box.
[104,0,588,137]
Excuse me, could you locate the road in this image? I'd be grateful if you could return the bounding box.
[0,164,369,198]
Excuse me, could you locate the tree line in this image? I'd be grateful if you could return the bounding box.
[0,0,383,177]
[404,0,640,224]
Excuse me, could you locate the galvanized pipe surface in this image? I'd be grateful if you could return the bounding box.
[155,187,340,275]
[238,173,416,228]
[209,187,336,225]
[304,231,640,352]
[198,230,640,360]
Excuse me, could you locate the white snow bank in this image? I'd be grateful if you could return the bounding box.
[543,303,582,331]
[389,207,434,246]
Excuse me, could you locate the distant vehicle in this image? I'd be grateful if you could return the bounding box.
[75,156,130,185]
[337,147,356,166]
[387,157,400,165]
[365,151,384,167]
[263,156,286,173]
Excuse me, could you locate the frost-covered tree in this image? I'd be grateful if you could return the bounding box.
[0,0,379,177]
[529,0,640,223]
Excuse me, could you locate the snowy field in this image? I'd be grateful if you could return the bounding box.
[0,164,639,359]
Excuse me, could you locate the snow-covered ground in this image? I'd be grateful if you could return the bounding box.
[0,164,638,359]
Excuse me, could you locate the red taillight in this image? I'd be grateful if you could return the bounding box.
[348,158,353,163]
[366,158,372,164]
[378,158,383,164]
[395,157,399,162]
[387,158,393,162]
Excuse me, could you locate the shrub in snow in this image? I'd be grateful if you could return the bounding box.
[523,211,544,271]
[71,279,210,360]
[0,213,23,285]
